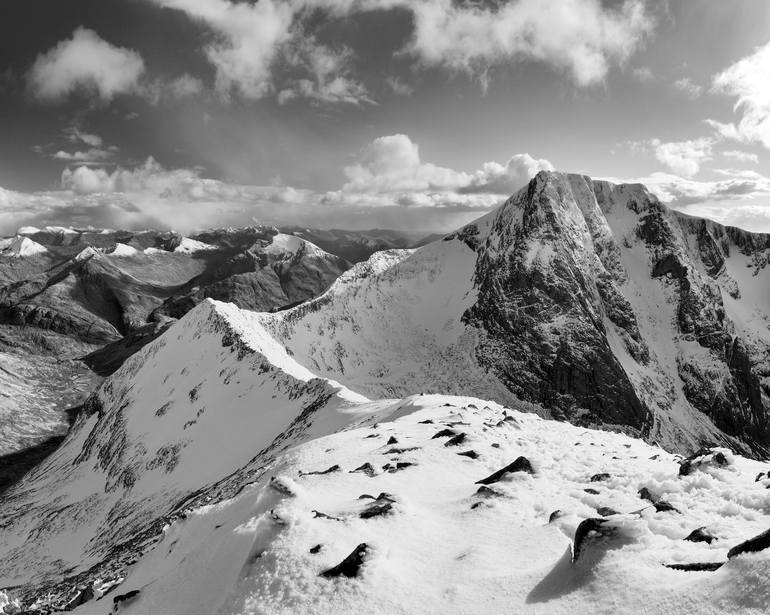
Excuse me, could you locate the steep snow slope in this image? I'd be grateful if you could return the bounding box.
[63,397,770,615]
[260,238,513,403]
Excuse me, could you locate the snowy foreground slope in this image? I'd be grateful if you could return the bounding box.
[0,299,769,614]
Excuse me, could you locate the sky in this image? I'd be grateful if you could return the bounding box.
[0,0,769,234]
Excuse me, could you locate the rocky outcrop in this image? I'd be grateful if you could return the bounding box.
[459,172,770,456]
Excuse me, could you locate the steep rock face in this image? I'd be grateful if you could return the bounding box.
[462,176,648,431]
[461,172,770,454]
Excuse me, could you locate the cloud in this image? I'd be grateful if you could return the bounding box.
[52,148,116,163]
[34,125,118,163]
[278,39,373,105]
[27,28,146,102]
[673,77,702,99]
[646,137,714,177]
[334,134,551,209]
[722,150,759,164]
[405,0,654,87]
[150,0,294,99]
[711,41,770,148]
[148,0,655,103]
[0,133,555,234]
[65,126,103,148]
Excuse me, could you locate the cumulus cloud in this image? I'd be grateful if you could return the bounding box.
[340,134,552,201]
[27,28,146,102]
[0,133,555,234]
[647,137,714,177]
[404,0,654,87]
[711,41,770,148]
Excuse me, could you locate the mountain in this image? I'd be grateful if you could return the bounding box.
[0,299,767,614]
[257,172,770,457]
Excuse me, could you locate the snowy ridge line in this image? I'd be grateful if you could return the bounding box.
[0,299,377,610]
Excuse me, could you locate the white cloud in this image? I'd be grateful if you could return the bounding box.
[711,41,770,148]
[27,28,145,102]
[52,148,115,163]
[405,0,654,87]
[722,150,759,164]
[648,137,714,177]
[673,77,702,99]
[0,133,555,234]
[278,39,373,105]
[65,126,103,148]
[150,0,294,99]
[148,0,655,103]
[338,134,552,205]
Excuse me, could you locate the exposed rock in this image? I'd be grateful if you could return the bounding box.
[572,518,612,563]
[432,428,456,439]
[360,494,395,519]
[590,473,611,482]
[312,510,341,521]
[300,464,341,476]
[475,486,502,498]
[584,488,600,495]
[684,528,716,545]
[475,457,534,485]
[664,562,724,572]
[309,544,323,554]
[457,450,479,459]
[548,510,563,523]
[727,528,770,559]
[653,501,680,514]
[678,449,729,476]
[638,487,656,503]
[349,462,375,477]
[320,543,369,578]
[444,433,467,447]
[597,507,620,517]
[386,436,398,445]
[113,589,141,607]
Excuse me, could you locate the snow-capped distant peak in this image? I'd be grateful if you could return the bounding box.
[110,243,139,257]
[265,232,327,258]
[174,237,217,254]
[0,235,48,257]
[15,226,41,235]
